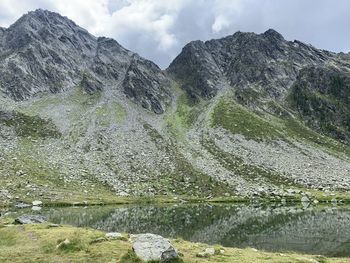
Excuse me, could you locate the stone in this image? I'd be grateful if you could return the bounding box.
[15,214,47,224]
[132,233,179,262]
[32,200,43,206]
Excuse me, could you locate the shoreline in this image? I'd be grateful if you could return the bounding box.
[0,220,349,262]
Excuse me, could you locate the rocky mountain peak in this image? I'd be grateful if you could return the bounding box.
[262,28,285,41]
[0,9,171,114]
[168,28,337,101]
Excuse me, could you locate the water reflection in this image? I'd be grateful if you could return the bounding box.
[8,203,350,257]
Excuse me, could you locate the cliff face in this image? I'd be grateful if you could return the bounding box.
[0,10,350,204]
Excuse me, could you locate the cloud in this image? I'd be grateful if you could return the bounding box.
[0,0,349,68]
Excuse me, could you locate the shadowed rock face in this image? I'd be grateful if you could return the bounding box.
[0,9,171,114]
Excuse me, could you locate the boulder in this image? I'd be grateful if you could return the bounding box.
[132,233,179,262]
[15,214,47,224]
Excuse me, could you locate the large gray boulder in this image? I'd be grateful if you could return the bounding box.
[132,233,179,262]
[15,214,47,224]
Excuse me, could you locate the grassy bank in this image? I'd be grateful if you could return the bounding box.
[0,220,349,263]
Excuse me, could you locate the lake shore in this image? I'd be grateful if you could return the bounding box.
[1,189,350,209]
[1,219,349,263]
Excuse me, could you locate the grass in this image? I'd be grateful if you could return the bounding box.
[0,110,61,138]
[211,97,282,141]
[211,96,350,157]
[164,89,208,139]
[0,223,349,263]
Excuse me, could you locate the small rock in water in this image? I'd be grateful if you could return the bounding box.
[15,214,47,224]
[132,233,179,262]
[32,200,43,206]
[32,206,42,211]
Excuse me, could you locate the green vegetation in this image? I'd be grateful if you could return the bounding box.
[143,123,235,197]
[0,110,61,138]
[201,138,299,187]
[211,96,350,157]
[287,73,350,144]
[0,223,348,263]
[211,97,282,140]
[165,90,208,138]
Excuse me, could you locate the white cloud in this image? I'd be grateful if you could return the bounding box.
[212,15,230,33]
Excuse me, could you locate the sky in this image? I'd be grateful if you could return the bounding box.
[0,0,349,68]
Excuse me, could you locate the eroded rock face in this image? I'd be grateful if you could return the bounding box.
[131,233,179,262]
[0,9,171,114]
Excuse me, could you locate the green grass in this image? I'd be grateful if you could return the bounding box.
[164,90,208,139]
[0,223,348,263]
[211,96,350,157]
[211,97,282,140]
[0,111,61,138]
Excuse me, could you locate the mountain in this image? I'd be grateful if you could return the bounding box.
[0,10,350,205]
[0,9,171,113]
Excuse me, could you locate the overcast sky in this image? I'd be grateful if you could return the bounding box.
[0,0,349,68]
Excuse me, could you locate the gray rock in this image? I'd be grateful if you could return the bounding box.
[15,214,47,224]
[132,233,179,262]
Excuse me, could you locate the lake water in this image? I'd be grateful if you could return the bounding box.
[6,203,350,257]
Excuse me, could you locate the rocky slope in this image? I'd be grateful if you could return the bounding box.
[0,9,350,204]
